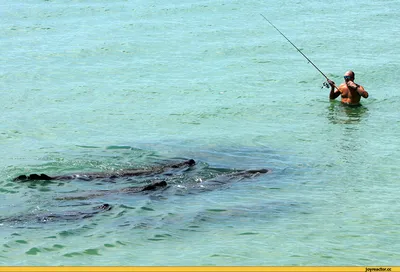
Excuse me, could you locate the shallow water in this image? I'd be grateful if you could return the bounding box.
[1,0,400,266]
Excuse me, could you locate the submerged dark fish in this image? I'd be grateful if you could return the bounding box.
[55,168,270,200]
[13,159,196,182]
[0,204,112,225]
[55,180,168,200]
[10,157,271,224]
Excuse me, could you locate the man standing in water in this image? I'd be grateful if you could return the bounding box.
[328,70,368,106]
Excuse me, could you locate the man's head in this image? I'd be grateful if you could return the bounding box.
[344,70,355,82]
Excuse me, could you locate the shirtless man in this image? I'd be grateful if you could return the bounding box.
[328,70,368,106]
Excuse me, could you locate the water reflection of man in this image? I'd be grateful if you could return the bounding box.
[327,70,368,106]
[327,102,368,125]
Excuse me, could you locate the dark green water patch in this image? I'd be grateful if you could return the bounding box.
[58,226,92,237]
[83,248,101,255]
[114,210,127,218]
[154,233,172,238]
[63,252,83,258]
[210,254,229,258]
[238,232,258,236]
[141,206,154,211]
[0,188,18,193]
[119,204,136,210]
[106,145,133,150]
[321,255,333,259]
[115,241,127,246]
[37,187,52,192]
[205,209,227,212]
[26,247,41,255]
[43,244,65,252]
[104,243,115,248]
[76,145,100,149]
[27,180,54,188]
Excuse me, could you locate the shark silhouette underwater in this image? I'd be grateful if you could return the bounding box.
[0,204,112,225]
[13,159,197,182]
[8,159,270,224]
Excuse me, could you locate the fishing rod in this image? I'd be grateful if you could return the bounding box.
[260,14,338,90]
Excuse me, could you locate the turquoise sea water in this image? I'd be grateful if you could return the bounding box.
[1,0,400,266]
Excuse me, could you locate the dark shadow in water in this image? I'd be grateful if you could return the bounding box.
[0,204,112,226]
[5,159,270,226]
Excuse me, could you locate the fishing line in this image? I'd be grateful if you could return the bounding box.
[260,14,338,90]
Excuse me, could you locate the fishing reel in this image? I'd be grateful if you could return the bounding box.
[321,81,330,89]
